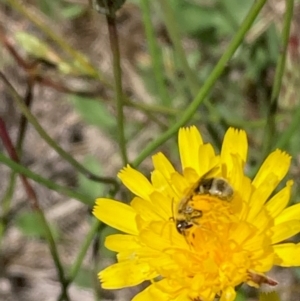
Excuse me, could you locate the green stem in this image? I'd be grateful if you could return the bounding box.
[276,106,300,149]
[1,172,16,214]
[68,219,101,282]
[158,0,230,140]
[16,80,34,153]
[106,14,128,165]
[92,224,103,301]
[132,0,268,167]
[0,82,33,238]
[228,114,285,129]
[0,118,69,300]
[0,171,17,239]
[0,153,93,206]
[263,0,294,156]
[159,0,199,95]
[0,71,118,187]
[37,210,70,301]
[141,0,171,105]
[126,98,178,115]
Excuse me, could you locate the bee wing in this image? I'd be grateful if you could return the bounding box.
[177,165,221,212]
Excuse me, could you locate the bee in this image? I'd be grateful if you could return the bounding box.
[196,177,234,201]
[174,173,234,235]
[175,201,202,234]
[174,177,207,235]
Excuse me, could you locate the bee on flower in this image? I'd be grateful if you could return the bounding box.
[174,168,234,236]
[93,126,300,301]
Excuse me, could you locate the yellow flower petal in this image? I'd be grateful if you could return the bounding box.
[93,198,138,235]
[248,209,272,234]
[221,128,248,169]
[274,202,300,225]
[151,170,177,199]
[183,167,199,184]
[135,279,192,301]
[170,172,190,199]
[94,126,298,301]
[225,154,246,195]
[197,143,218,176]
[247,176,278,222]
[271,220,300,244]
[274,243,300,266]
[131,196,167,221]
[150,191,173,220]
[139,222,183,250]
[100,261,156,289]
[117,247,162,263]
[265,180,293,219]
[118,165,154,201]
[220,286,236,301]
[174,294,192,301]
[132,281,171,301]
[178,126,203,173]
[247,154,291,221]
[252,150,291,189]
[152,152,175,179]
[236,176,253,207]
[105,234,140,252]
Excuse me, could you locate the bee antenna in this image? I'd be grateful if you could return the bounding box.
[169,197,175,222]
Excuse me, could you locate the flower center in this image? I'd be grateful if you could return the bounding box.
[170,194,275,297]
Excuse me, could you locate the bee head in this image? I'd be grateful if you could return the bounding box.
[176,220,193,234]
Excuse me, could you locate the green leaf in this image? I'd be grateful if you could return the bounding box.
[71,95,116,133]
[16,211,60,240]
[37,0,61,17]
[15,32,93,76]
[169,0,253,39]
[220,0,252,25]
[15,32,61,62]
[61,5,85,20]
[259,291,281,301]
[170,0,218,37]
[77,156,105,200]
[235,290,246,301]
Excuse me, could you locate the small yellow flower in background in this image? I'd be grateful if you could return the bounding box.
[93,126,300,301]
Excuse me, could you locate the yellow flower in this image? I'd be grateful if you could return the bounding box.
[93,126,300,301]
